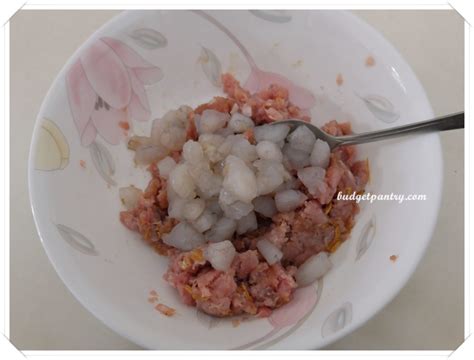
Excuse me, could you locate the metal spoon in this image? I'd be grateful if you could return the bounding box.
[274,111,464,150]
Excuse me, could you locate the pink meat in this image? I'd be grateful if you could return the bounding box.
[248,262,297,308]
[186,111,198,141]
[329,200,360,235]
[221,73,309,124]
[163,248,297,317]
[119,172,169,242]
[266,201,335,266]
[322,120,351,136]
[301,200,329,225]
[147,162,160,179]
[337,161,358,193]
[119,211,138,231]
[320,156,345,204]
[232,250,260,279]
[164,250,207,306]
[264,220,290,248]
[231,287,258,315]
[256,307,273,318]
[351,159,370,190]
[143,177,161,199]
[164,271,194,306]
[186,269,236,316]
[246,199,332,265]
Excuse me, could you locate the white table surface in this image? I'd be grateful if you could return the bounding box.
[10,10,464,350]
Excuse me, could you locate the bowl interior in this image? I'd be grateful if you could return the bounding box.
[29,10,441,349]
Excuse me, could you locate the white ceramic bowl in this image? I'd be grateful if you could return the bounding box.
[28,10,442,349]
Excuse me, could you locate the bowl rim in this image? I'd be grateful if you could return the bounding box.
[27,9,443,350]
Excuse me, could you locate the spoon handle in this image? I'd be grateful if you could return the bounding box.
[333,112,464,147]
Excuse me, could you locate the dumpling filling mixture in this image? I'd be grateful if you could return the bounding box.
[119,74,369,317]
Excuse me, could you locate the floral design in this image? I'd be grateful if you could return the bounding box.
[89,141,116,186]
[249,10,292,23]
[55,223,98,256]
[35,118,70,171]
[66,37,163,146]
[355,215,376,261]
[193,10,316,111]
[268,285,318,329]
[321,302,353,338]
[199,46,222,87]
[129,28,167,50]
[356,93,400,123]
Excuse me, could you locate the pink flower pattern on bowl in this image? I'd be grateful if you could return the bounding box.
[268,284,318,329]
[66,37,163,146]
[232,281,323,350]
